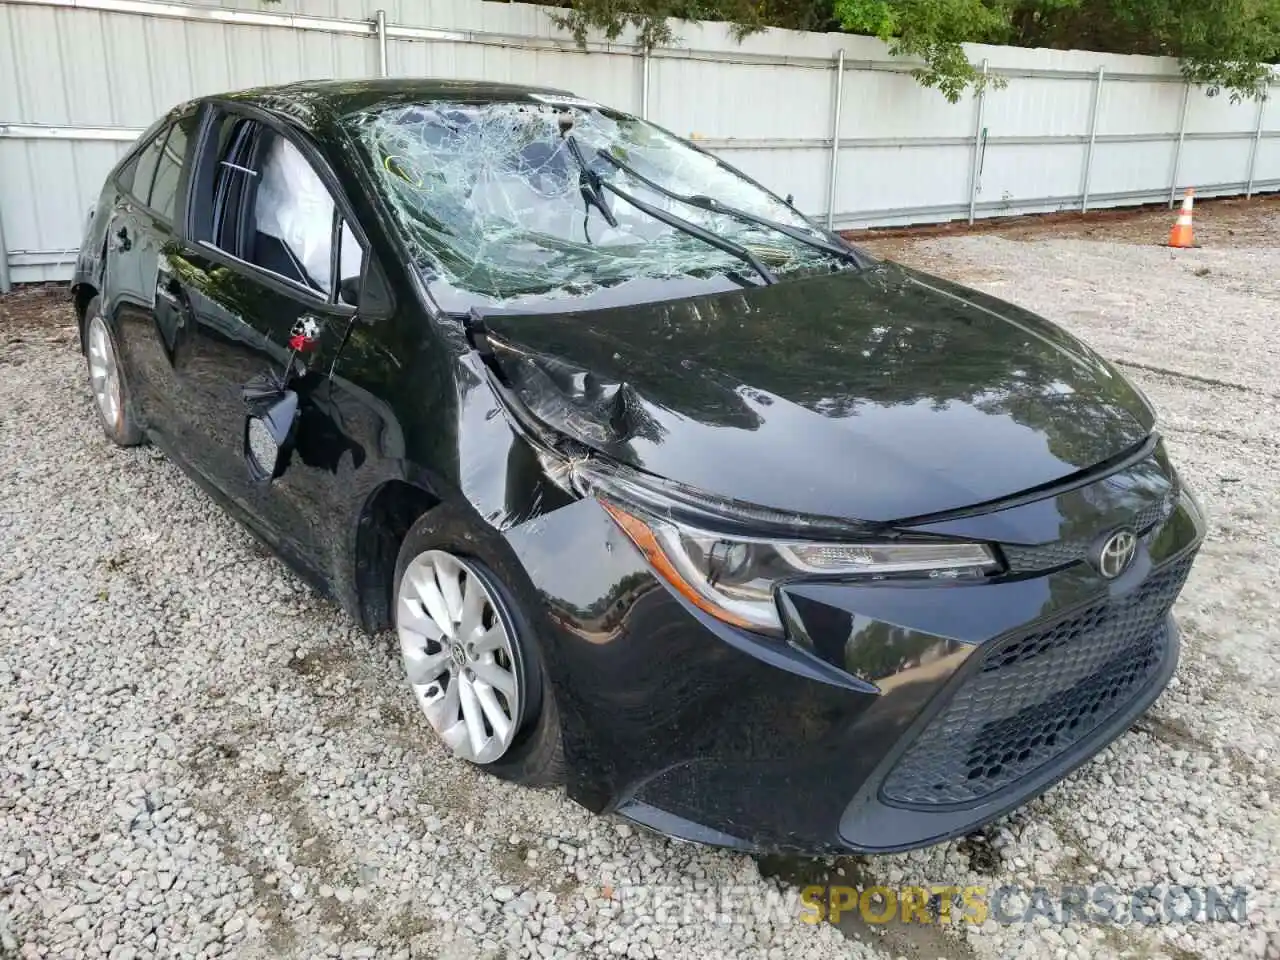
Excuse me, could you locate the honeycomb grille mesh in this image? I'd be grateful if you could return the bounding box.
[880,552,1196,807]
[1002,486,1178,575]
[1002,539,1087,574]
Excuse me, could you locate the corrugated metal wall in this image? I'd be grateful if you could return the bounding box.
[2,0,1277,285]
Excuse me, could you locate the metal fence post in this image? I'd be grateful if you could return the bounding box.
[640,49,651,119]
[1169,82,1190,207]
[967,60,989,225]
[1246,93,1266,198]
[826,49,845,230]
[1081,65,1105,212]
[375,9,388,77]
[0,210,11,294]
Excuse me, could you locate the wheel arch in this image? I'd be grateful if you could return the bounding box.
[72,225,110,352]
[353,478,442,633]
[72,282,99,352]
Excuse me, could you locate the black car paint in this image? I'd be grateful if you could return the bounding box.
[495,440,1200,853]
[478,262,1157,523]
[73,79,1204,854]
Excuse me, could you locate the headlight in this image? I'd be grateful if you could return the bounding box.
[600,500,999,635]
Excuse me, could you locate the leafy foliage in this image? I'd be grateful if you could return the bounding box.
[548,0,1279,102]
[550,0,836,48]
[833,0,1009,101]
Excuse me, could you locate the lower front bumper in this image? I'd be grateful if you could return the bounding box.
[501,483,1204,856]
[836,614,1181,852]
[614,602,1184,855]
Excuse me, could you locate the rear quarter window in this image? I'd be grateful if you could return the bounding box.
[116,152,139,193]
[129,130,167,207]
[113,114,196,222]
[149,118,195,222]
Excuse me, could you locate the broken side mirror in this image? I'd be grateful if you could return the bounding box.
[243,385,299,483]
[785,193,795,207]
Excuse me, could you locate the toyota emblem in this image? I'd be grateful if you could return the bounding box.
[1096,529,1137,579]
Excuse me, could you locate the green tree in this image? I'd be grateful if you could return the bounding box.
[832,0,1010,101]
[549,0,1279,102]
[550,0,836,48]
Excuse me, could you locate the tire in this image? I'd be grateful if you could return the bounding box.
[392,506,564,786]
[82,296,143,447]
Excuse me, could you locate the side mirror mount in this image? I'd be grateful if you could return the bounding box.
[340,263,394,320]
[243,387,299,483]
[339,275,361,308]
[785,193,795,207]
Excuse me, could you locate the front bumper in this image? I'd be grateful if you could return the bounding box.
[501,449,1205,855]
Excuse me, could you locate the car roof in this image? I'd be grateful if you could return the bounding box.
[210,78,588,135]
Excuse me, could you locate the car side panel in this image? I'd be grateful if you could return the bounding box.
[103,199,177,433]
[74,113,172,311]
[72,185,115,314]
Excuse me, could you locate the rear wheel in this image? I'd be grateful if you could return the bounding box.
[83,297,142,446]
[393,511,563,785]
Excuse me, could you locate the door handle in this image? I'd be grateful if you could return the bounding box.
[153,271,190,363]
[155,272,189,329]
[155,265,175,298]
[155,281,183,309]
[112,226,132,253]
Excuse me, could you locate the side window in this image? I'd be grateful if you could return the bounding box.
[129,127,168,206]
[252,136,362,294]
[148,117,195,222]
[196,112,364,299]
[116,151,139,193]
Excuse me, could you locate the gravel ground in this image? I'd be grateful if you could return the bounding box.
[2,205,1279,960]
[852,228,1280,960]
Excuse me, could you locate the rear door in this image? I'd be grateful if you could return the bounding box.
[102,114,196,432]
[160,105,370,566]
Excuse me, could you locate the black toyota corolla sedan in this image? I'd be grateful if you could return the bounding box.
[72,79,1204,854]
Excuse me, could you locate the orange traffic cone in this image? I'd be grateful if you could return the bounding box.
[1168,189,1195,248]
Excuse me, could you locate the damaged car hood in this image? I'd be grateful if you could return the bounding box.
[479,263,1156,523]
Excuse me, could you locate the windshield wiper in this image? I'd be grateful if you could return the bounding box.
[554,114,773,284]
[592,176,777,286]
[562,133,618,229]
[595,148,865,268]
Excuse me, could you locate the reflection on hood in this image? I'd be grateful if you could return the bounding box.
[480,264,1156,523]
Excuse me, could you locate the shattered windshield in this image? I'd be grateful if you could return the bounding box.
[344,98,848,310]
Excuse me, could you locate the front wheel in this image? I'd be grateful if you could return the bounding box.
[392,512,563,785]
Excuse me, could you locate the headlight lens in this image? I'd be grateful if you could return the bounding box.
[601,500,999,635]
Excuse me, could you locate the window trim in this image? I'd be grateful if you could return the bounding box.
[112,115,168,196]
[187,100,383,313]
[144,127,172,211]
[192,238,356,314]
[128,125,169,213]
[113,109,199,226]
[148,120,192,224]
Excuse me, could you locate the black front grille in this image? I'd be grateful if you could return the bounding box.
[1002,485,1179,575]
[1003,539,1087,574]
[880,552,1196,807]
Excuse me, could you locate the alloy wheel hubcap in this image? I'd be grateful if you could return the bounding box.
[87,314,122,431]
[395,550,522,764]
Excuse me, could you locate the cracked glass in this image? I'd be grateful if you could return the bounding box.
[344,100,848,311]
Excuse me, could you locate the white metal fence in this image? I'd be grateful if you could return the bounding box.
[2,0,1278,289]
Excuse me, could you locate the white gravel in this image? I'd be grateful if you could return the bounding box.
[866,235,1280,960]
[2,227,1278,959]
[0,314,866,959]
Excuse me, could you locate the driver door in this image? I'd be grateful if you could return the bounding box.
[161,106,368,569]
